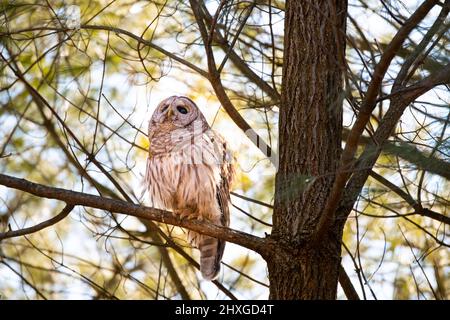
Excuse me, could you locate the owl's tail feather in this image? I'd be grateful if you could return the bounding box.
[199,235,225,280]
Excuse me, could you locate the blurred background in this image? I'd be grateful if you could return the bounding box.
[0,0,448,299]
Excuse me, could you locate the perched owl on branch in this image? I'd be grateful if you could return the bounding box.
[145,96,234,280]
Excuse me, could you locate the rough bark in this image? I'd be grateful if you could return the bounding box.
[270,0,347,299]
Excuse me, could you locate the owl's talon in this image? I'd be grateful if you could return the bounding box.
[182,211,200,220]
[177,210,194,220]
[179,212,187,219]
[189,213,200,220]
[184,214,197,220]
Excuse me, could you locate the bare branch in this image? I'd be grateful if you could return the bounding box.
[343,129,450,180]
[0,204,74,241]
[197,0,281,101]
[0,25,209,78]
[339,264,360,300]
[0,173,270,255]
[370,171,450,225]
[190,0,277,165]
[338,63,450,220]
[313,0,443,243]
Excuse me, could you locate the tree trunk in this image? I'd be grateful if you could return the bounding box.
[269,0,347,299]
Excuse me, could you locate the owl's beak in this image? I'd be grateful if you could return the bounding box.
[167,107,173,118]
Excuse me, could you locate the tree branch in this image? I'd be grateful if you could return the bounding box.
[369,171,450,225]
[0,25,209,78]
[343,129,450,180]
[197,0,280,101]
[0,204,74,240]
[0,173,270,255]
[339,264,360,300]
[393,0,449,89]
[312,0,441,244]
[337,63,450,222]
[339,0,439,167]
[190,0,277,166]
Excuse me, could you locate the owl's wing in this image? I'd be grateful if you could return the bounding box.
[203,132,234,279]
[211,131,234,228]
[218,141,234,227]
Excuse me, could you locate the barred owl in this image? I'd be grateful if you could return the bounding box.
[145,96,234,280]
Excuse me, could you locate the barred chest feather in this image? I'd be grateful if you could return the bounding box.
[145,131,223,220]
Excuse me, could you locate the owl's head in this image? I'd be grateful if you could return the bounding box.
[150,96,206,129]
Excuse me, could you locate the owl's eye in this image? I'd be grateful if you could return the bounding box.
[161,104,169,112]
[177,106,188,114]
